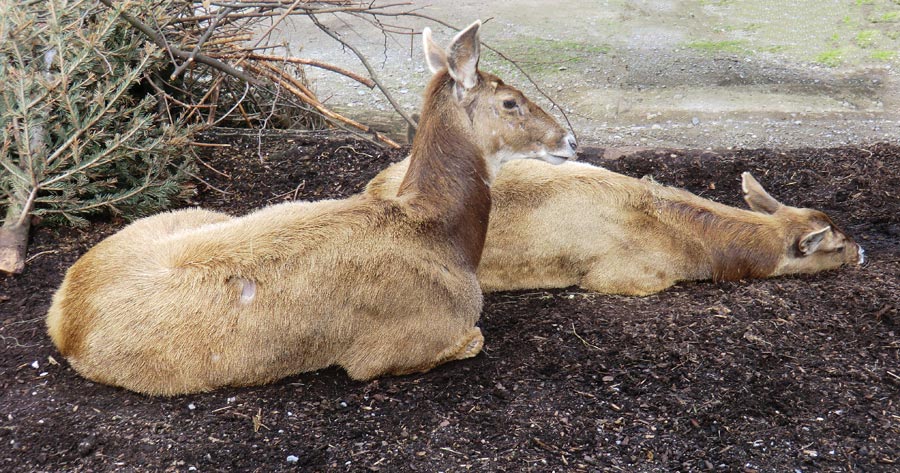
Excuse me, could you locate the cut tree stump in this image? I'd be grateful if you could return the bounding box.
[0,222,29,274]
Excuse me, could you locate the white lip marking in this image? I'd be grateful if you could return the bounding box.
[542,154,568,165]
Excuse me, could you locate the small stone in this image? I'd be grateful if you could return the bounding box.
[691,117,700,126]
[31,361,39,369]
[77,436,96,457]
[286,455,299,463]
[187,403,196,410]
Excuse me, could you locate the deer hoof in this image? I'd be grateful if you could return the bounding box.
[456,329,484,360]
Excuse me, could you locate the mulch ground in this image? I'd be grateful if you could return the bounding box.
[1,130,898,472]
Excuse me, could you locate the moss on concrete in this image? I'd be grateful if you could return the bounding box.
[684,40,749,54]
[489,37,611,73]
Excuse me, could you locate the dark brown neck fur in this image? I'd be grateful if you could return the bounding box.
[397,71,492,270]
[656,194,781,281]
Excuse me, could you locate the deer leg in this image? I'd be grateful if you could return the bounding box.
[581,265,674,296]
[342,324,483,380]
[437,326,483,362]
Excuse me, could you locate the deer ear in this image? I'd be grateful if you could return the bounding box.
[742,172,782,214]
[445,20,481,90]
[422,27,448,74]
[798,227,829,256]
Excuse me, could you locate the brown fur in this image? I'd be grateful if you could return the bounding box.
[44,21,575,395]
[368,159,863,296]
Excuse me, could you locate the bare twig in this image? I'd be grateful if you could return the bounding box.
[25,249,58,263]
[185,169,232,195]
[309,13,417,130]
[170,6,233,81]
[572,323,601,350]
[248,63,400,147]
[97,0,262,86]
[209,53,375,87]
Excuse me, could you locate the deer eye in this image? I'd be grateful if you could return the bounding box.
[502,99,517,109]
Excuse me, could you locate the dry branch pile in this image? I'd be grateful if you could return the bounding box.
[101,0,436,148]
[2,0,439,274]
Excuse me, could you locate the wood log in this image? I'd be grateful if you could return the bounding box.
[0,221,29,275]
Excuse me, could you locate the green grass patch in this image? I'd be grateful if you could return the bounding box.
[717,23,762,33]
[815,49,844,67]
[856,30,879,47]
[758,45,789,53]
[684,40,748,54]
[871,11,900,22]
[870,50,896,61]
[490,38,611,73]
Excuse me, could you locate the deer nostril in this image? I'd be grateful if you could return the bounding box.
[567,136,577,150]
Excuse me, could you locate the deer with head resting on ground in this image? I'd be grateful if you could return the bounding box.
[367,159,864,296]
[45,21,577,395]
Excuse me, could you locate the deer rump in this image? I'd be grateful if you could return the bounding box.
[46,197,482,395]
[368,159,863,296]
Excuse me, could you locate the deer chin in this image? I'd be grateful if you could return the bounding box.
[541,154,569,165]
[538,147,577,165]
[493,144,575,166]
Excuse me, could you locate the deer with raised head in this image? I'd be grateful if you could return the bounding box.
[368,159,863,296]
[45,21,577,395]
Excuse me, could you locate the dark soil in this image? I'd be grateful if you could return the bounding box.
[2,131,898,472]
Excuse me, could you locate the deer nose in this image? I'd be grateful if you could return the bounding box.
[566,135,577,151]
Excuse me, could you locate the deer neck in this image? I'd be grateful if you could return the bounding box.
[396,73,492,271]
[654,191,782,281]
